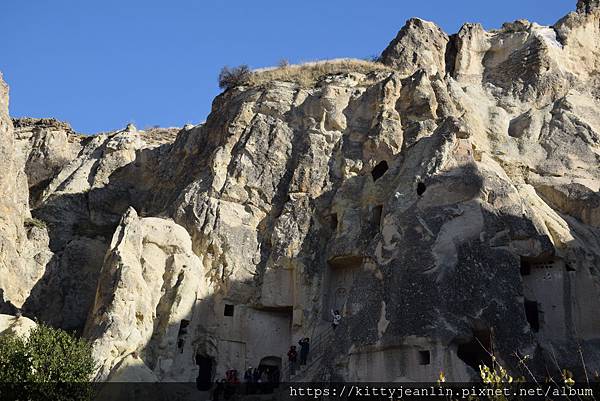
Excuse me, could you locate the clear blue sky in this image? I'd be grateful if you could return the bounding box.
[1,1,574,134]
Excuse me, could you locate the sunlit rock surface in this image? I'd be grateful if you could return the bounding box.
[0,0,600,383]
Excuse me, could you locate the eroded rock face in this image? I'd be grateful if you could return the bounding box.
[0,314,36,338]
[577,0,600,13]
[380,18,449,77]
[84,207,208,382]
[17,124,178,332]
[0,0,600,384]
[0,76,51,313]
[13,118,83,205]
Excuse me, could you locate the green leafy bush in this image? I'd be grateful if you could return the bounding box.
[0,324,95,400]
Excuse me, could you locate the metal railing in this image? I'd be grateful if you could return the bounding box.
[280,325,333,382]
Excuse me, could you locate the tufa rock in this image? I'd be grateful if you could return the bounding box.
[1,0,600,384]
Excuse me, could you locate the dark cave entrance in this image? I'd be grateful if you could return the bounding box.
[520,257,532,276]
[328,213,338,231]
[177,319,190,352]
[416,182,427,196]
[371,161,389,181]
[195,354,213,391]
[371,205,383,227]
[418,350,431,365]
[524,299,540,333]
[258,356,282,391]
[456,330,493,372]
[224,304,235,316]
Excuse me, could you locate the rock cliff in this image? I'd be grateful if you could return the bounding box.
[1,0,600,384]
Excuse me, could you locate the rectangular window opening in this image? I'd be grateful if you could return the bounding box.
[418,350,431,365]
[372,205,383,227]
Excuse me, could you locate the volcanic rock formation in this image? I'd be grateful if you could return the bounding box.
[0,0,599,385]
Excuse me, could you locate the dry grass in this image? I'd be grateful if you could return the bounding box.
[245,58,394,88]
[24,217,46,230]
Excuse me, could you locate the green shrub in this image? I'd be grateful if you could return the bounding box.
[0,324,95,399]
[0,334,31,383]
[0,324,96,382]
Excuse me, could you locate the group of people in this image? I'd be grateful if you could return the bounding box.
[286,337,311,376]
[243,366,280,393]
[212,310,344,399]
[212,367,280,400]
[285,310,342,377]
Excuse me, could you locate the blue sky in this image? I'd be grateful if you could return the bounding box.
[1,1,574,134]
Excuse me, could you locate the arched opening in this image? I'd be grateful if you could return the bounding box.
[456,329,493,372]
[195,354,213,391]
[258,356,282,392]
[416,182,427,196]
[371,161,389,182]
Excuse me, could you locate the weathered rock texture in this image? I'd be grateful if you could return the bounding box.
[0,0,600,384]
[0,314,36,338]
[84,207,208,381]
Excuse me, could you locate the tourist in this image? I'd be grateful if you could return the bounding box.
[287,345,298,376]
[259,368,268,393]
[244,366,254,394]
[213,379,225,401]
[298,337,310,365]
[331,309,341,330]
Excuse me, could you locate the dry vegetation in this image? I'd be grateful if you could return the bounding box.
[220,59,394,90]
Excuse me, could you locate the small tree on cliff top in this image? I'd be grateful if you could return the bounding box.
[218,65,251,90]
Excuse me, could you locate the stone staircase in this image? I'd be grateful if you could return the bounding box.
[280,323,333,382]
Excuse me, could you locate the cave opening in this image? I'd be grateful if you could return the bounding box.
[177,319,190,352]
[520,257,531,276]
[524,299,540,333]
[258,356,282,391]
[371,161,389,181]
[195,354,213,391]
[418,350,431,365]
[456,329,493,372]
[329,213,338,231]
[416,182,427,196]
[371,205,383,227]
[224,304,235,317]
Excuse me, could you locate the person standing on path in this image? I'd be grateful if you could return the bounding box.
[287,345,298,377]
[298,337,310,365]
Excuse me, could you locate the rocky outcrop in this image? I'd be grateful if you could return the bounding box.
[84,208,208,382]
[380,18,449,77]
[0,76,51,314]
[0,314,36,338]
[18,124,178,332]
[577,0,600,13]
[0,0,599,384]
[13,118,83,205]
